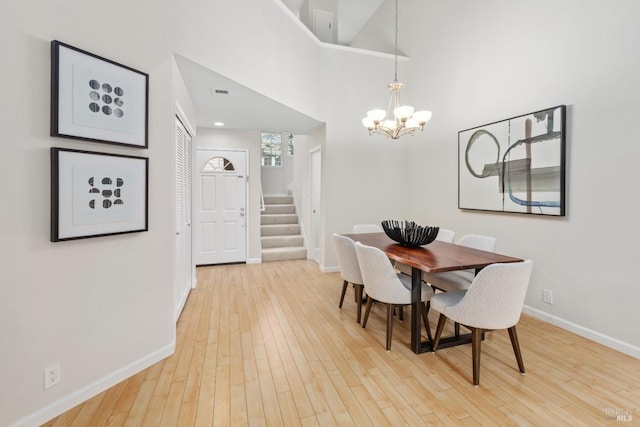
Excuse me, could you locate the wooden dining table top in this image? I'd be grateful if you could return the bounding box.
[342,232,523,273]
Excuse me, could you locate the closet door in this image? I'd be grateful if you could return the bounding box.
[175,116,193,320]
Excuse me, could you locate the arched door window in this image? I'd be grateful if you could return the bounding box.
[202,156,235,172]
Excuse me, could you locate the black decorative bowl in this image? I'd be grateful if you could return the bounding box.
[381,220,439,247]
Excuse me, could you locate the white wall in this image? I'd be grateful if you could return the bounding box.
[400,0,640,354]
[0,34,186,427]
[195,129,263,263]
[349,0,396,55]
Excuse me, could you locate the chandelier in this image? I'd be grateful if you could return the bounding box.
[362,0,432,139]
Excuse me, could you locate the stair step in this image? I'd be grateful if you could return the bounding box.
[261,214,298,225]
[261,224,301,236]
[262,247,307,262]
[263,204,295,215]
[264,195,293,205]
[261,235,304,248]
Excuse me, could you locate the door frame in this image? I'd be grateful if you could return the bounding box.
[308,145,321,263]
[194,147,249,265]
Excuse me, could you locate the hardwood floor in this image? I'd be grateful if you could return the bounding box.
[43,260,640,426]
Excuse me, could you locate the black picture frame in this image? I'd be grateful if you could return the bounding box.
[458,105,566,216]
[51,147,149,242]
[51,40,149,148]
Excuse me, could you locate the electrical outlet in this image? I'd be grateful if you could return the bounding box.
[543,289,553,305]
[45,363,61,389]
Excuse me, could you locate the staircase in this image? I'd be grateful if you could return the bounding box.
[261,195,307,262]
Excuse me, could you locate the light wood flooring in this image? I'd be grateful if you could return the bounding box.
[43,260,640,426]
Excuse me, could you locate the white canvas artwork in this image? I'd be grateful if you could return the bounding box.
[458,106,566,216]
[52,148,148,241]
[51,40,148,148]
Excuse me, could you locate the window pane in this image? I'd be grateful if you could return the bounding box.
[261,132,282,167]
[203,156,235,172]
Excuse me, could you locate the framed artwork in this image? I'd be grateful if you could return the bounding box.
[50,40,149,148]
[458,105,566,216]
[51,148,149,241]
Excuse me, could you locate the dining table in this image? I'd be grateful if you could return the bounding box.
[342,232,524,354]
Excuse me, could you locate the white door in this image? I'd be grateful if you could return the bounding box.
[195,149,247,265]
[175,116,193,320]
[309,147,321,262]
[313,9,333,43]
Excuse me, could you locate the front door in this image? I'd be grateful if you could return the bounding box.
[195,149,247,265]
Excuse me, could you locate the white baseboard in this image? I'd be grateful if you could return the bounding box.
[522,305,640,359]
[320,264,340,273]
[246,257,262,264]
[12,342,175,427]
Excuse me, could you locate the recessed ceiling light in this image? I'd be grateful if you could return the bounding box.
[213,122,224,127]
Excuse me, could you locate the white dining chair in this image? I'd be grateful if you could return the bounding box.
[333,234,366,323]
[431,260,533,386]
[352,224,382,233]
[354,241,434,350]
[434,228,456,243]
[424,234,496,293]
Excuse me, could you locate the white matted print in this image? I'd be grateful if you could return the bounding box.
[51,40,148,148]
[51,148,148,241]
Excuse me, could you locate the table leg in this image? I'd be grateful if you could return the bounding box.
[410,267,476,353]
[410,267,424,353]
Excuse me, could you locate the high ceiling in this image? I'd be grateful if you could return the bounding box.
[176,1,384,134]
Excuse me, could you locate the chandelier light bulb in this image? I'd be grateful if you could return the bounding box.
[412,110,432,125]
[394,105,414,121]
[362,117,375,129]
[367,109,386,123]
[382,119,397,130]
[404,118,420,130]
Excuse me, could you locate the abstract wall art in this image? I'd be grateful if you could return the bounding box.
[458,105,566,216]
[51,40,149,148]
[51,148,148,241]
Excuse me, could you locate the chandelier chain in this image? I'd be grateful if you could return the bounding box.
[394,0,398,83]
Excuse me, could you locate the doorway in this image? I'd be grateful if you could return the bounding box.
[312,9,333,43]
[309,146,321,263]
[194,149,248,265]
